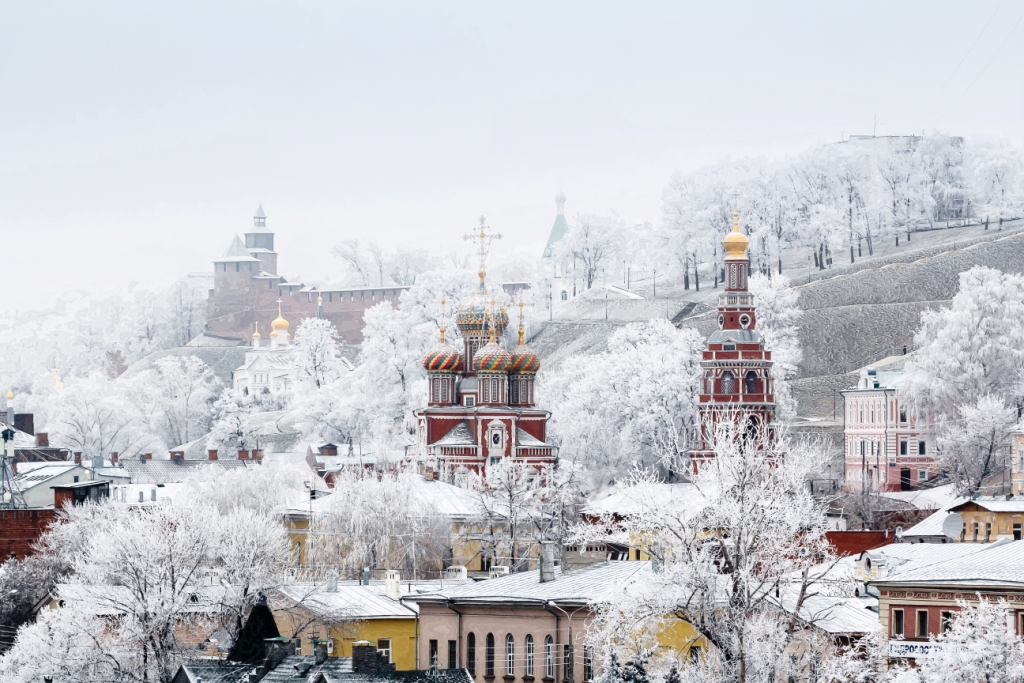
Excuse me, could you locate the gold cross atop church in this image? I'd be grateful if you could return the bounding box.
[464,215,502,290]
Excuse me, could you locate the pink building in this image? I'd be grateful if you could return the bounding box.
[841,367,936,493]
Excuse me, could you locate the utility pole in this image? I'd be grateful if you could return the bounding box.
[0,428,25,510]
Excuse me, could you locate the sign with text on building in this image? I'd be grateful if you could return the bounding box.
[888,641,942,658]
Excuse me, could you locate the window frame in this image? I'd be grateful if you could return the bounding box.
[449,640,458,670]
[525,635,534,677]
[378,638,392,663]
[892,608,904,637]
[916,609,929,638]
[506,634,515,676]
[467,633,476,676]
[544,636,554,679]
[486,633,495,677]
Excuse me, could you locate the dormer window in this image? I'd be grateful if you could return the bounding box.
[724,344,736,351]
[464,396,475,407]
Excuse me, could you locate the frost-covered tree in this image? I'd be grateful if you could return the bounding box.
[747,274,801,421]
[292,317,345,390]
[902,266,1024,492]
[45,374,157,457]
[306,469,452,577]
[128,355,221,449]
[910,598,1024,683]
[543,319,703,489]
[557,214,623,290]
[206,389,263,453]
[573,422,843,683]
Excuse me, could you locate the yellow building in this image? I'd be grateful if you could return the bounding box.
[946,496,1024,542]
[271,572,419,670]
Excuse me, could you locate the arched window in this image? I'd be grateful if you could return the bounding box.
[745,371,757,395]
[467,633,476,676]
[525,635,534,677]
[720,371,735,394]
[486,633,495,677]
[505,634,515,676]
[704,371,713,394]
[545,636,554,678]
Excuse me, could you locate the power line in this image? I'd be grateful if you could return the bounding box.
[935,1,1004,97]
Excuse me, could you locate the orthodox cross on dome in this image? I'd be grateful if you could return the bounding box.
[464,216,502,290]
[516,300,527,345]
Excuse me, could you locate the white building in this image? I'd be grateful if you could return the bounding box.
[841,365,936,493]
[232,302,296,396]
[542,192,578,316]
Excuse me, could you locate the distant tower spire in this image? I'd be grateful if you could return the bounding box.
[315,294,325,320]
[254,203,267,229]
[464,216,502,291]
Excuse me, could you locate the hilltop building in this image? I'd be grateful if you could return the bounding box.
[688,212,777,464]
[542,192,577,315]
[840,366,937,493]
[416,221,556,483]
[205,205,409,344]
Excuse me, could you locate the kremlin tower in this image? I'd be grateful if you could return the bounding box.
[689,210,777,465]
[415,219,555,484]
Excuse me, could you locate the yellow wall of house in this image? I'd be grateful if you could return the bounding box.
[332,619,419,670]
[656,618,706,662]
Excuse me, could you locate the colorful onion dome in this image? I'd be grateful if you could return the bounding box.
[473,340,511,374]
[423,328,464,374]
[455,298,509,337]
[723,210,749,259]
[508,329,540,375]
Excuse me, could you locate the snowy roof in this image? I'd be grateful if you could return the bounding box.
[870,540,1024,587]
[543,210,569,258]
[276,584,417,620]
[860,542,985,579]
[776,591,880,635]
[516,427,549,447]
[950,496,1024,513]
[879,484,956,511]
[408,561,650,606]
[13,464,82,490]
[406,476,481,518]
[435,421,475,446]
[215,235,261,262]
[902,497,971,538]
[120,458,250,484]
[707,329,763,345]
[583,483,705,518]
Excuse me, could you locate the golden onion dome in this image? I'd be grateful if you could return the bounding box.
[252,322,262,340]
[270,300,290,338]
[723,210,749,259]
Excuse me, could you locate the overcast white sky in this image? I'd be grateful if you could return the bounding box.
[1,1,1022,308]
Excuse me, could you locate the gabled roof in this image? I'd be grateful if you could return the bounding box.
[408,561,649,606]
[13,464,85,491]
[775,590,880,635]
[584,483,705,518]
[120,458,250,484]
[950,495,1024,513]
[434,421,475,446]
[275,584,417,620]
[215,235,261,263]
[516,427,549,447]
[870,540,1024,587]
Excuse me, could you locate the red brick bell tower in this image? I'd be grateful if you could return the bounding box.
[689,211,777,466]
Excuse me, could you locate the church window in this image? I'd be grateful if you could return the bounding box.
[918,441,926,455]
[465,396,475,407]
[745,371,757,394]
[721,371,735,394]
[739,313,751,329]
[730,265,737,289]
[704,371,713,394]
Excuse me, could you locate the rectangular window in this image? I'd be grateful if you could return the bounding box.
[900,441,908,455]
[378,639,392,663]
[1014,523,1021,541]
[468,634,476,676]
[986,522,992,542]
[893,609,904,636]
[900,409,907,423]
[917,610,929,638]
[583,647,593,682]
[918,470,926,481]
[689,645,702,664]
[919,441,927,455]
[941,611,953,634]
[465,396,476,407]
[973,522,979,542]
[564,644,572,682]
[429,640,439,667]
[449,640,457,670]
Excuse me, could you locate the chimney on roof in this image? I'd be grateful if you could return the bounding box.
[424,466,434,482]
[145,452,152,460]
[539,542,557,583]
[109,451,118,464]
[73,452,82,465]
[384,570,401,600]
[208,449,218,461]
[170,451,185,463]
[35,433,48,448]
[320,444,338,456]
[252,449,263,461]
[237,449,250,460]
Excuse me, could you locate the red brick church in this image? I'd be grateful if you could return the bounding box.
[689,211,778,465]
[414,224,556,484]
